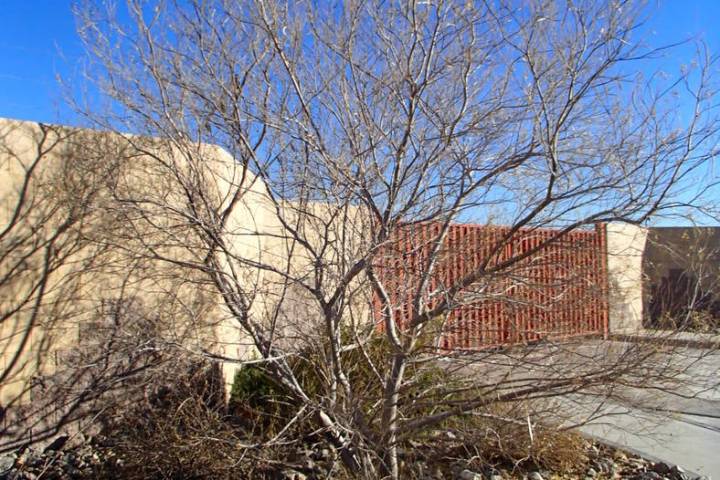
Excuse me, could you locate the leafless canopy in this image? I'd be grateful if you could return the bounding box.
[41,0,720,476]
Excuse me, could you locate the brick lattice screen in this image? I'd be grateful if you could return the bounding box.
[374,223,609,349]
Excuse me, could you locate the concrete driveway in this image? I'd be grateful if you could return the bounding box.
[449,338,720,478]
[575,344,720,478]
[578,401,720,477]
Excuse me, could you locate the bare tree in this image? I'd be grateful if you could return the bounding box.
[69,0,720,477]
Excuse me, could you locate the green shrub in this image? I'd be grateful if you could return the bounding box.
[229,365,283,408]
[228,364,298,437]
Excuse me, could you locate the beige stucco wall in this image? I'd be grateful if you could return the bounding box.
[606,223,648,332]
[1,119,100,404]
[0,118,289,405]
[642,227,720,325]
[1,118,374,408]
[605,224,720,332]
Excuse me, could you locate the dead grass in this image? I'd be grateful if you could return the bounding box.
[401,402,590,478]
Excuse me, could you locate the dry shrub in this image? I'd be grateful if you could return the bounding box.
[97,345,589,479]
[95,361,270,480]
[404,402,589,477]
[460,405,588,473]
[654,310,720,334]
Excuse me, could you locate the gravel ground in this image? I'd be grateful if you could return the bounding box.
[0,434,709,480]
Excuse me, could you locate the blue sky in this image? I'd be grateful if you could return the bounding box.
[1,1,719,125]
[0,1,718,226]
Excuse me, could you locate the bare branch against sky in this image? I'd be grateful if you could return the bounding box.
[0,2,718,478]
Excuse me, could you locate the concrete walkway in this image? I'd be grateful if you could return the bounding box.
[578,401,720,477]
[572,344,720,478]
[454,338,720,478]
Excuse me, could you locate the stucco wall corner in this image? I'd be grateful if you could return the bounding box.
[606,223,648,333]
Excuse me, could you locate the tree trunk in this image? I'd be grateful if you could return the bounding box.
[380,353,406,479]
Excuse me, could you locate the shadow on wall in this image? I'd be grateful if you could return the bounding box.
[642,227,720,331]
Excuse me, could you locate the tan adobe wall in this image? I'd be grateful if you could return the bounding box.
[4,115,710,409]
[642,227,720,326]
[606,223,648,332]
[606,224,720,332]
[0,118,372,406]
[0,118,280,404]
